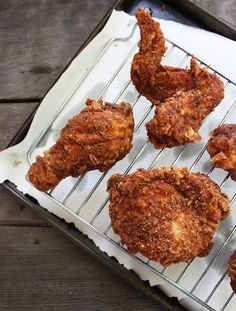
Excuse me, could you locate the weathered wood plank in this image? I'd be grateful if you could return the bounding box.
[0,0,116,100]
[0,226,161,311]
[0,102,47,224]
[0,186,47,225]
[0,103,37,150]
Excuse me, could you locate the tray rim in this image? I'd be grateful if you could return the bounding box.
[3,1,236,310]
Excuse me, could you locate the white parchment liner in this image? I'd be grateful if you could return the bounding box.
[1,10,236,311]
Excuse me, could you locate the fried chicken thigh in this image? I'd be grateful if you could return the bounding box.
[146,58,224,148]
[207,124,236,181]
[107,167,230,266]
[28,99,134,192]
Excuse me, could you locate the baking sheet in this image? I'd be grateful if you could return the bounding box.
[1,10,236,311]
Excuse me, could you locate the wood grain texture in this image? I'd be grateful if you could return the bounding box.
[0,103,37,150]
[0,227,159,311]
[0,185,46,225]
[0,0,116,100]
[0,102,45,224]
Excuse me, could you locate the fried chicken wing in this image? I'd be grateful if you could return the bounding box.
[131,8,194,104]
[146,58,224,148]
[28,99,134,192]
[207,124,236,181]
[131,8,224,148]
[228,250,236,292]
[131,7,167,103]
[107,167,230,266]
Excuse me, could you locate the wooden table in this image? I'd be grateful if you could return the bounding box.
[1,1,235,310]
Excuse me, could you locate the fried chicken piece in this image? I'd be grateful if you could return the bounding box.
[131,7,195,104]
[228,250,236,292]
[28,99,134,192]
[146,58,224,148]
[107,167,230,266]
[207,124,236,181]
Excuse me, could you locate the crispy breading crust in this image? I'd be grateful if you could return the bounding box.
[228,250,236,292]
[148,65,195,105]
[107,167,230,266]
[207,124,236,181]
[28,99,134,192]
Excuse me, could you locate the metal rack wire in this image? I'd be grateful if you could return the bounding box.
[27,23,236,311]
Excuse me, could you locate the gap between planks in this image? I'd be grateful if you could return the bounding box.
[0,98,40,104]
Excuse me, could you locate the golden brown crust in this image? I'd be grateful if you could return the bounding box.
[107,167,230,266]
[207,124,236,181]
[148,65,195,105]
[228,250,236,292]
[146,58,224,148]
[28,99,134,192]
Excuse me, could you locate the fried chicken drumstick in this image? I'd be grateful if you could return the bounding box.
[207,124,236,181]
[107,167,230,266]
[28,99,134,192]
[146,58,224,148]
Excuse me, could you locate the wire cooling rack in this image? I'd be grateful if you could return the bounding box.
[26,21,236,311]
